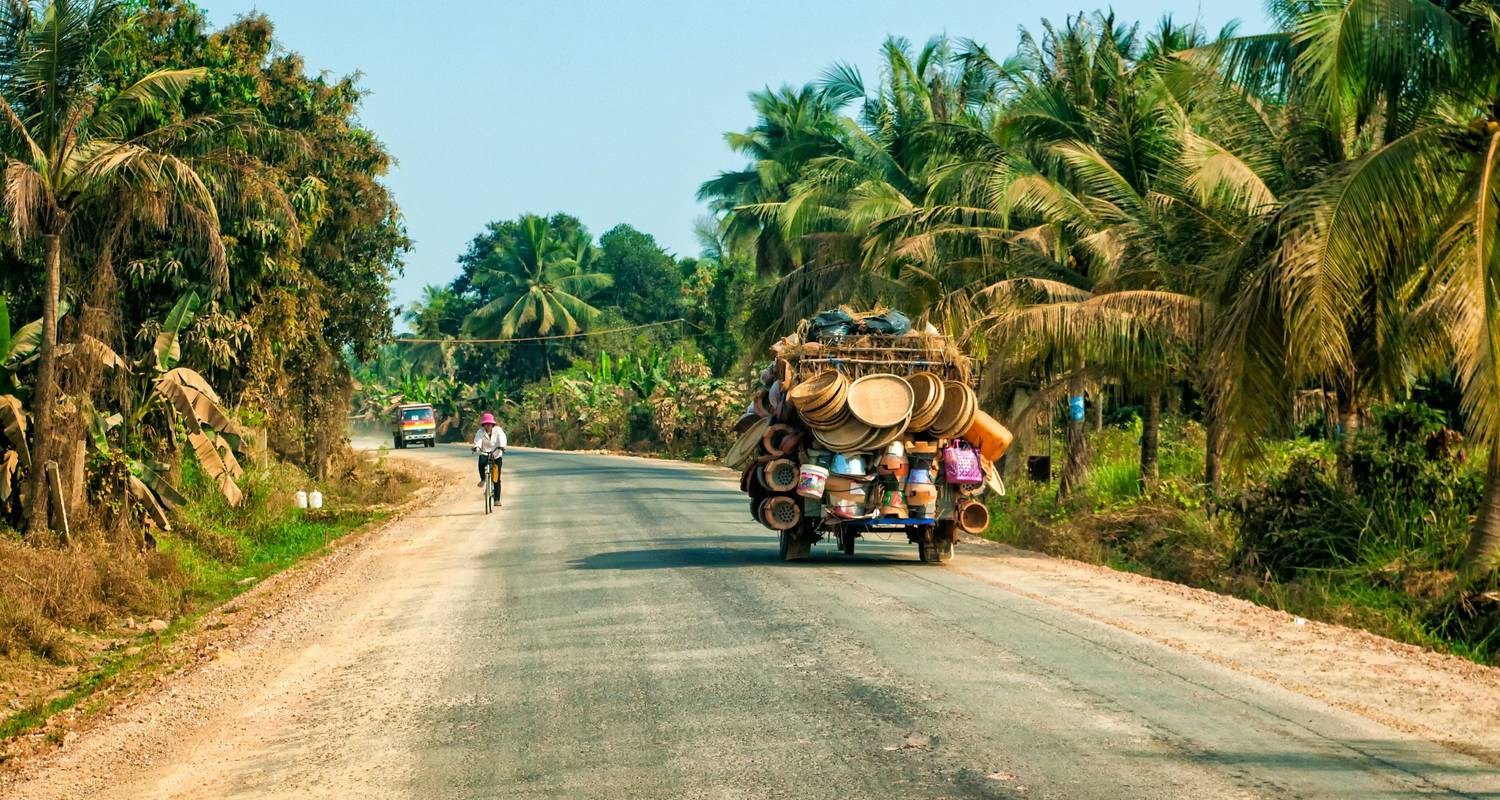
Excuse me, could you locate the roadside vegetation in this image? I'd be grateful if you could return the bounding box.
[347,3,1500,660]
[0,0,413,744]
[354,214,752,458]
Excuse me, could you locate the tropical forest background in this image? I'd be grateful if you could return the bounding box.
[1,0,1500,723]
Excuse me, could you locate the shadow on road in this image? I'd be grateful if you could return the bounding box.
[568,545,921,571]
[1127,744,1500,797]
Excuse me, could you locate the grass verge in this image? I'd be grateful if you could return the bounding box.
[984,414,1500,665]
[0,446,419,757]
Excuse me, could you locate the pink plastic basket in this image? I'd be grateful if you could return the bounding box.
[942,440,983,484]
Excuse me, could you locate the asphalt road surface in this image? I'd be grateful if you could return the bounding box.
[13,445,1500,799]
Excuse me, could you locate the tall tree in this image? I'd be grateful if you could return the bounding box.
[0,0,266,534]
[596,224,681,323]
[463,214,612,340]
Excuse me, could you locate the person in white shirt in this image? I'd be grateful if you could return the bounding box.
[471,412,508,504]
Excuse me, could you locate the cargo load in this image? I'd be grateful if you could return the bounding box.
[728,309,1012,562]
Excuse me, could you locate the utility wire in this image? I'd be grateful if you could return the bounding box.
[390,318,688,345]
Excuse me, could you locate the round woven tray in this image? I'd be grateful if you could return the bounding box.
[812,415,873,452]
[929,381,976,438]
[907,372,945,430]
[846,374,914,428]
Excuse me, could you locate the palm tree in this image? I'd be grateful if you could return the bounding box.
[463,215,612,340]
[1237,0,1500,575]
[0,0,259,535]
[401,285,460,377]
[697,85,849,282]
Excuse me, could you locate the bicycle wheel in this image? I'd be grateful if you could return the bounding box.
[483,475,493,514]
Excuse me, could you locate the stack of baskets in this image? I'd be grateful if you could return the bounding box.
[730,316,1014,537]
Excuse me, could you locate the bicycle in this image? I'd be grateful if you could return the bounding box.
[481,453,502,514]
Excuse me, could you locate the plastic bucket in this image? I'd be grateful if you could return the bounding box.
[829,497,863,518]
[829,453,867,477]
[797,464,830,498]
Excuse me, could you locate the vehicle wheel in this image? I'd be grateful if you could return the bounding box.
[779,526,813,562]
[393,434,403,450]
[921,524,954,563]
[425,440,435,448]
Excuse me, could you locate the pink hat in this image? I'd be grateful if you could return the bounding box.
[480,413,496,425]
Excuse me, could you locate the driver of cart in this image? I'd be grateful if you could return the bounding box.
[471,413,508,486]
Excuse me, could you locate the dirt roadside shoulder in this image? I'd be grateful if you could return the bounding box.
[0,449,457,788]
[957,532,1500,765]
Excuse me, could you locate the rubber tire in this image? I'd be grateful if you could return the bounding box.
[918,521,956,564]
[779,526,813,562]
[425,440,435,448]
[393,434,405,450]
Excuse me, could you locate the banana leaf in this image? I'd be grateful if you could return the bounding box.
[133,459,187,510]
[58,335,126,370]
[154,368,233,433]
[213,433,244,481]
[127,475,171,530]
[0,394,30,469]
[189,431,243,506]
[3,299,70,369]
[0,450,17,503]
[152,291,200,373]
[159,365,223,404]
[81,400,122,454]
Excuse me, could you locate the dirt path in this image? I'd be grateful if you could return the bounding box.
[3,446,1497,799]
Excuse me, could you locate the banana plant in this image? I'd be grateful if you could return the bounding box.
[0,394,29,506]
[0,296,71,395]
[149,290,201,373]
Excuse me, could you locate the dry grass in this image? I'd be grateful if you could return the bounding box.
[0,534,181,665]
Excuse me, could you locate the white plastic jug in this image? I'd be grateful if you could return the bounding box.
[309,490,323,510]
[294,490,308,509]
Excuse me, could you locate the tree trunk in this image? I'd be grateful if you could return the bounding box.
[1336,393,1361,487]
[1140,388,1160,489]
[1058,374,1090,501]
[25,233,62,537]
[1461,448,1500,578]
[1205,408,1224,497]
[1089,388,1103,432]
[1165,384,1182,416]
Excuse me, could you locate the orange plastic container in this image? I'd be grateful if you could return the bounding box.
[963,409,1014,462]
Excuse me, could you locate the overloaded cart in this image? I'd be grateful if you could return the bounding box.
[727,309,1013,563]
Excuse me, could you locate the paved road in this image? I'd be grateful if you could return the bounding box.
[23,446,1500,799]
[412,447,1498,799]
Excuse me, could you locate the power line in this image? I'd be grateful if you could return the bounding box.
[389,318,687,345]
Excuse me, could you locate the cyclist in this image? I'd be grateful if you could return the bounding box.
[471,413,508,505]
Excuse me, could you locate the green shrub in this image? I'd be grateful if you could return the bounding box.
[1232,455,1362,579]
[1233,402,1480,581]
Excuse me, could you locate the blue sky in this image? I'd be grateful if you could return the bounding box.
[202,1,1267,313]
